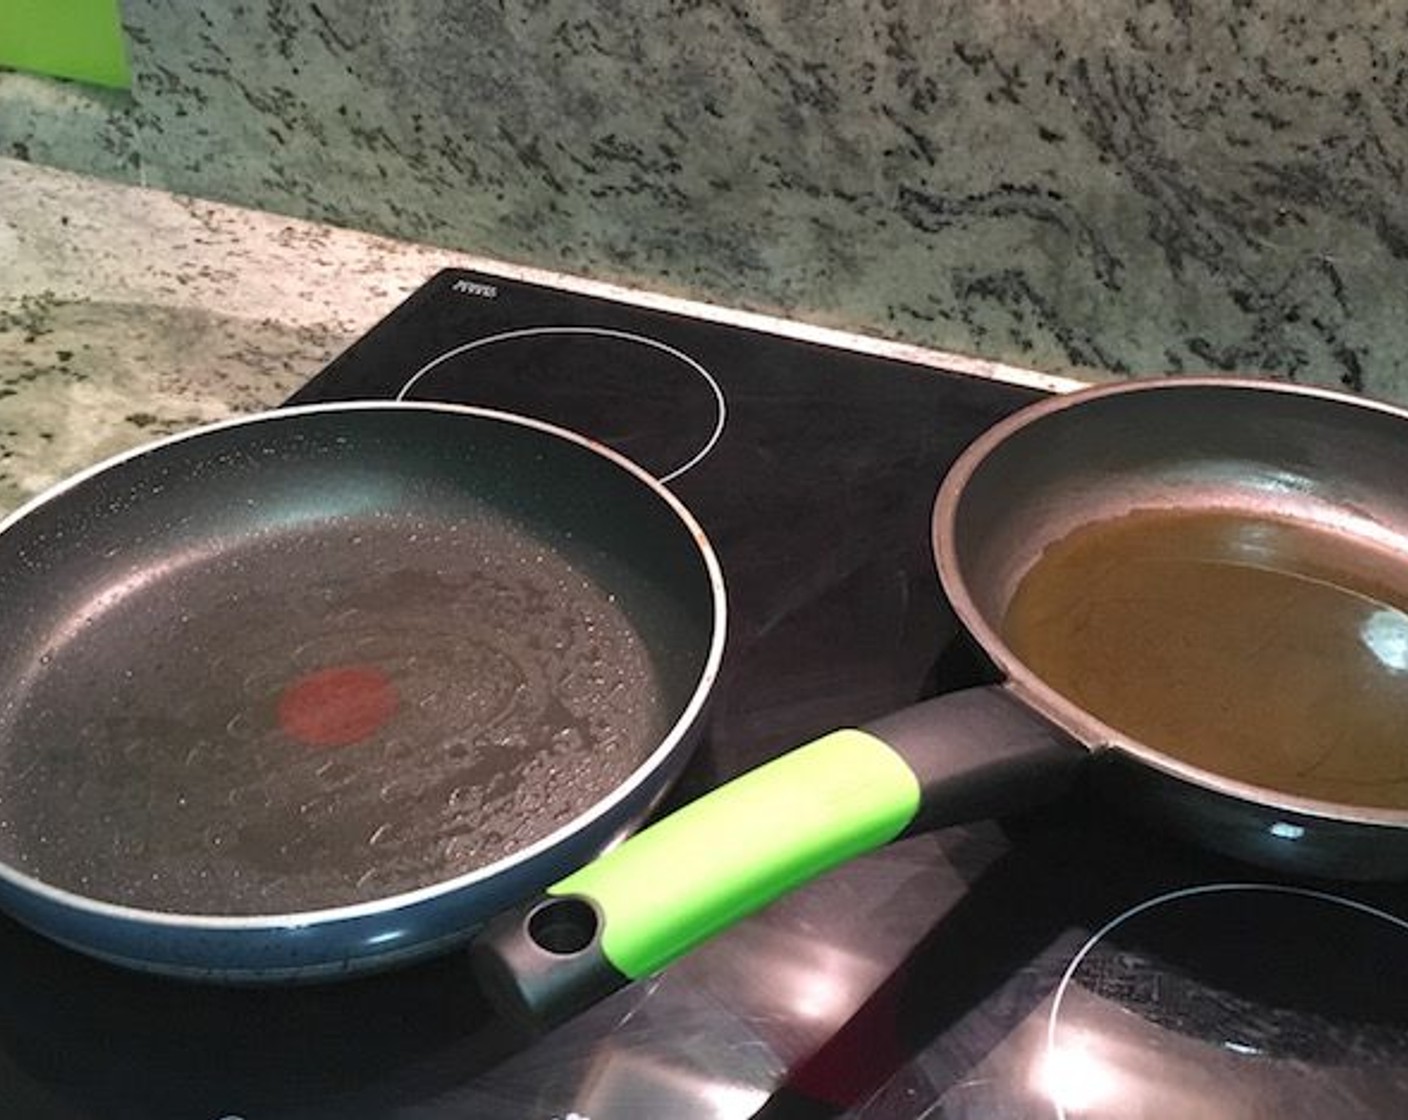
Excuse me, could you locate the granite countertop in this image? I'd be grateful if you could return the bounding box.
[10,3,1408,415]
[10,2,1408,487]
[0,157,463,514]
[0,155,1079,518]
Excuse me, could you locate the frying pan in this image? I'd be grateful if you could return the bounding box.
[0,402,726,979]
[473,378,1408,1029]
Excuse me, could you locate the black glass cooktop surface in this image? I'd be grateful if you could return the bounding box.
[1,269,1404,1119]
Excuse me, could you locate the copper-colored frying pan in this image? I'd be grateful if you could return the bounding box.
[475,378,1408,1028]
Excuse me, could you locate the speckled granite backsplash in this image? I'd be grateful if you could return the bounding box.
[4,2,1408,395]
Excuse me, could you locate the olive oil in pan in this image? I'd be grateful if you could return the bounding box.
[1002,509,1408,809]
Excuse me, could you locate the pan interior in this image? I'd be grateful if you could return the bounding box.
[946,382,1408,813]
[1002,506,1408,809]
[0,409,717,917]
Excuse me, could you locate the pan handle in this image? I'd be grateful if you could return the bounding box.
[472,686,1085,1031]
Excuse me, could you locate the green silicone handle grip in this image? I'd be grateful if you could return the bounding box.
[549,728,921,979]
[471,688,1083,1029]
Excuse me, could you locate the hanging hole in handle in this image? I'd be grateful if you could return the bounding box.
[527,896,600,955]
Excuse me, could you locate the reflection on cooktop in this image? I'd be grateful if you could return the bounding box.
[1039,884,1408,1120]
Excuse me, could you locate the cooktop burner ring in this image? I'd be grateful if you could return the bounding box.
[396,325,727,482]
[1042,881,1408,1120]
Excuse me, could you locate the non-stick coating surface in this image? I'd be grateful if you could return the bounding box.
[0,407,716,918]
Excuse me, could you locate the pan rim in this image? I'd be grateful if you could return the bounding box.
[0,400,729,933]
[934,375,1408,830]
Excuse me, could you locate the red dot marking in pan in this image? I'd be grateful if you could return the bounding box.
[277,665,399,748]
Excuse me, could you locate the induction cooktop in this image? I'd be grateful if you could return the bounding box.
[1,267,1403,1119]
